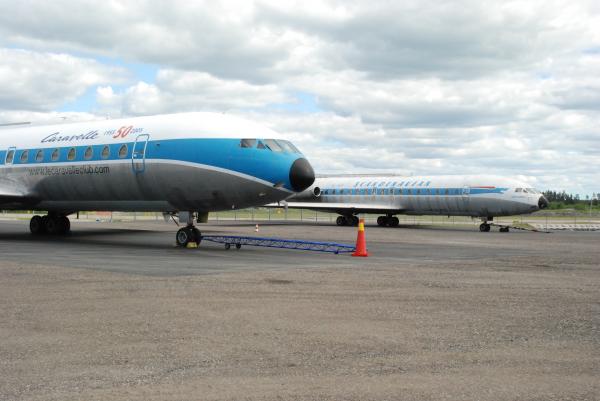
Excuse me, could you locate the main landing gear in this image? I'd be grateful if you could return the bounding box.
[377,215,399,227]
[175,211,201,247]
[478,216,508,232]
[29,214,71,235]
[336,215,359,226]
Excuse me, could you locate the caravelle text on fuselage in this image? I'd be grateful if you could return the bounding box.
[0,112,315,245]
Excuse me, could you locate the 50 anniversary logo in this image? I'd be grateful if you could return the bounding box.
[40,126,144,143]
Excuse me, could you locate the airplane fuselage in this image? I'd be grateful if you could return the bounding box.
[0,112,315,214]
[286,175,548,229]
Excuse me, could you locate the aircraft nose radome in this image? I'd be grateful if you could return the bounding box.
[538,195,549,209]
[289,158,315,192]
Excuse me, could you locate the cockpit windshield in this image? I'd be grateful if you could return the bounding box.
[239,138,301,154]
[240,139,256,148]
[515,187,540,194]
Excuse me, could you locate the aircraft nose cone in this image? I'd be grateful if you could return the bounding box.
[538,195,549,209]
[289,158,315,192]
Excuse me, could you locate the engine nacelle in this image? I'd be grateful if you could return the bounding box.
[290,185,321,200]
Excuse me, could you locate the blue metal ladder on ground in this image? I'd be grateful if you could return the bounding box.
[200,235,356,254]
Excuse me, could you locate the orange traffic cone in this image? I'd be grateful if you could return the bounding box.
[352,218,369,257]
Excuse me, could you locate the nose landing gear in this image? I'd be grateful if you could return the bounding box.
[479,216,492,232]
[175,211,202,247]
[176,225,201,247]
[479,222,491,232]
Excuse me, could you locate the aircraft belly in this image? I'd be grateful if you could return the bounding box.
[3,161,286,212]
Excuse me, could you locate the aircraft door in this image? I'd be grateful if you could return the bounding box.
[461,185,470,209]
[132,134,150,173]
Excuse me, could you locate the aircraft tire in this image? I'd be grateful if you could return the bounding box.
[352,216,359,226]
[59,216,71,234]
[479,223,491,232]
[390,217,399,227]
[336,216,346,226]
[29,215,45,235]
[377,216,385,226]
[45,216,62,235]
[192,227,201,243]
[500,227,509,233]
[176,227,191,247]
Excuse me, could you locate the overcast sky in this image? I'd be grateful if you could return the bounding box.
[1,0,599,195]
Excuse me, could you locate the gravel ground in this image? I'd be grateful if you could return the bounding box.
[0,223,599,401]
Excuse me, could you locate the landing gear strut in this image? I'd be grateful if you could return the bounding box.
[377,215,399,227]
[29,214,71,235]
[336,215,359,226]
[175,211,201,247]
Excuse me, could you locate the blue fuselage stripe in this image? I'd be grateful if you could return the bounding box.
[0,138,302,190]
[320,187,508,196]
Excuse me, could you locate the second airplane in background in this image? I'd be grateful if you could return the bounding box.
[279,175,549,232]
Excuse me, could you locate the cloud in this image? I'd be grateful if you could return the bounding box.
[96,69,291,116]
[0,48,128,112]
[0,0,599,195]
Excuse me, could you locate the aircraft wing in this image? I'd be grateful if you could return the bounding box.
[267,201,404,215]
[0,177,37,206]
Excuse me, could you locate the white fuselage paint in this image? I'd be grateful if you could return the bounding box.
[0,112,309,213]
[288,175,544,218]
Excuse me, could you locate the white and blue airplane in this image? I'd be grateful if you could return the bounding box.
[0,112,315,245]
[279,174,549,232]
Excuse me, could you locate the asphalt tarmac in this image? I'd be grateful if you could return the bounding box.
[0,219,548,275]
[0,219,598,400]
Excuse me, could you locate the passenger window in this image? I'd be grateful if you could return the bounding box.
[445,189,449,195]
[417,189,421,195]
[84,146,93,160]
[67,148,76,161]
[20,150,29,163]
[35,150,44,162]
[51,149,59,161]
[240,139,256,148]
[118,144,128,158]
[101,145,110,159]
[5,149,14,164]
